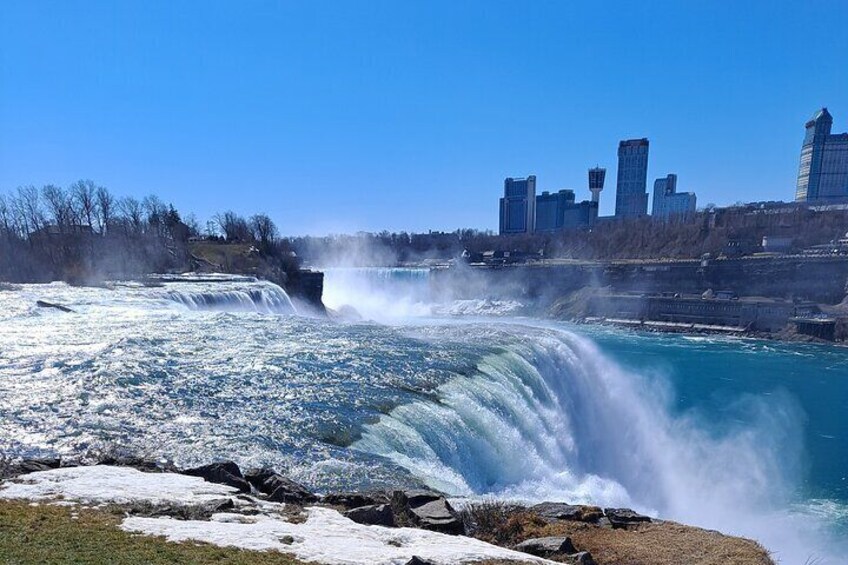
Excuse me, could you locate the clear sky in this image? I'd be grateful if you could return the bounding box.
[2,1,847,235]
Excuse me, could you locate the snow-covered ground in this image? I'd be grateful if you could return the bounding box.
[0,466,549,565]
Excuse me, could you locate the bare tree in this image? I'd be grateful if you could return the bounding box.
[42,184,76,229]
[14,185,44,236]
[96,185,115,234]
[0,194,13,239]
[215,211,252,242]
[71,180,98,229]
[119,197,144,234]
[250,214,278,250]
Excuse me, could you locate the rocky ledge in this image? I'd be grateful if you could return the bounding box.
[0,456,774,565]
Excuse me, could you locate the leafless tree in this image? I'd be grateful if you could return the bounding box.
[14,185,44,236]
[120,197,144,234]
[71,180,98,229]
[215,211,252,242]
[42,184,76,229]
[96,185,115,234]
[250,214,278,249]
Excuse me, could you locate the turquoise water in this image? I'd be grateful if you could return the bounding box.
[585,328,848,507]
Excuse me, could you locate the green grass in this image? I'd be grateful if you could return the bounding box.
[0,500,310,565]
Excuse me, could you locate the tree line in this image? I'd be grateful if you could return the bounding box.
[0,181,289,284]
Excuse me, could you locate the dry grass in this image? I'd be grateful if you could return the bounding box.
[462,501,774,565]
[0,499,310,565]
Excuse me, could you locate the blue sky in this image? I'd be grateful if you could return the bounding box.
[2,1,847,235]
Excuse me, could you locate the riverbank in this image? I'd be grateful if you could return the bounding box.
[0,457,773,565]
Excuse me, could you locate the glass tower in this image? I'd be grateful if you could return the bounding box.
[615,139,650,218]
[796,108,848,202]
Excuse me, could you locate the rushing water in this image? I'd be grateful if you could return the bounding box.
[1,270,847,563]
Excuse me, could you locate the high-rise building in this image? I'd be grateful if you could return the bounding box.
[499,176,536,234]
[588,167,606,203]
[535,189,575,231]
[795,108,848,202]
[615,139,650,218]
[651,173,696,220]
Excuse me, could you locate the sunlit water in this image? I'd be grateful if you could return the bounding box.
[1,269,846,563]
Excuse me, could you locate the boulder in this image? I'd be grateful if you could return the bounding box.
[405,558,437,565]
[1,457,62,478]
[96,455,176,474]
[604,507,651,529]
[570,551,598,565]
[514,536,577,557]
[344,504,396,527]
[391,490,464,535]
[531,502,603,523]
[18,457,62,473]
[36,300,73,313]
[244,467,317,504]
[392,489,443,508]
[182,461,250,493]
[323,491,389,509]
[409,498,464,535]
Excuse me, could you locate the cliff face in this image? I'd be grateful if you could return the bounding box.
[433,256,848,305]
[188,241,326,312]
[284,269,326,313]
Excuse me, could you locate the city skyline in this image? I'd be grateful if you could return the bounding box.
[2,1,847,236]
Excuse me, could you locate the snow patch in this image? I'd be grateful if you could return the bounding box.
[0,465,237,505]
[123,507,548,565]
[1,466,548,564]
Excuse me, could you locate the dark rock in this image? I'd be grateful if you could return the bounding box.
[97,455,176,474]
[344,504,396,527]
[244,467,317,503]
[405,558,437,565]
[409,499,464,535]
[514,536,577,557]
[36,300,73,313]
[604,507,651,529]
[182,461,251,493]
[570,551,598,565]
[18,457,62,473]
[531,502,604,523]
[0,457,62,479]
[390,490,464,535]
[323,491,389,509]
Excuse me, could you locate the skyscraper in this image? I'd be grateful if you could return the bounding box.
[615,139,649,219]
[535,189,575,232]
[499,176,536,234]
[795,108,848,202]
[651,173,696,220]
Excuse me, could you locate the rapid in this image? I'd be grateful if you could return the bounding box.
[1,269,846,563]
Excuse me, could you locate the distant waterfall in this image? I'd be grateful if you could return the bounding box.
[167,282,296,314]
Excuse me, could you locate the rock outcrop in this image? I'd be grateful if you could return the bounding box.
[244,467,317,504]
[182,461,251,493]
[344,503,395,527]
[514,536,577,557]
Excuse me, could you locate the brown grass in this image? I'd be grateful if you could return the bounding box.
[463,502,774,565]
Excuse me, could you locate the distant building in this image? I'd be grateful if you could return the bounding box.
[762,235,793,253]
[588,167,606,203]
[536,189,575,231]
[562,200,599,230]
[615,139,650,219]
[651,174,696,220]
[499,176,536,234]
[795,108,848,202]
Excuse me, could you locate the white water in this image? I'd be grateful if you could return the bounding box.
[0,271,843,562]
[322,267,524,321]
[352,328,840,563]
